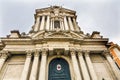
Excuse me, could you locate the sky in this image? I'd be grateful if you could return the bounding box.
[0,0,120,45]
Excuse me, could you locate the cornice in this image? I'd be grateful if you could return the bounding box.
[1,38,33,45]
[109,44,120,51]
[81,38,108,45]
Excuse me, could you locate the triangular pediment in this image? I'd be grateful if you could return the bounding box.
[44,32,72,38]
[70,31,85,39]
[30,31,45,39]
[30,31,86,40]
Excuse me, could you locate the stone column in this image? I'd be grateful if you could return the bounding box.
[61,21,65,30]
[73,18,80,31]
[20,50,32,80]
[78,50,90,80]
[84,51,98,80]
[50,19,53,30]
[0,50,9,71]
[60,21,62,30]
[52,18,54,30]
[29,50,40,80]
[64,16,69,30]
[34,17,40,31]
[70,49,82,80]
[40,16,45,30]
[68,17,74,31]
[46,15,50,30]
[38,49,48,80]
[103,50,120,79]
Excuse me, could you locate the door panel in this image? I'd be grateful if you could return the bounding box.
[49,58,71,80]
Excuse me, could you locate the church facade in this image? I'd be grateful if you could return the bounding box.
[0,6,120,80]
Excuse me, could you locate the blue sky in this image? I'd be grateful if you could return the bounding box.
[0,0,120,45]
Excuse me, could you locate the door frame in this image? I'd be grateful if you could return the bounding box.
[47,56,74,80]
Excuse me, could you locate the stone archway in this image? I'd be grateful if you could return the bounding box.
[48,58,71,80]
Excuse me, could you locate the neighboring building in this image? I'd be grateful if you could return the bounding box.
[0,6,120,80]
[109,42,120,68]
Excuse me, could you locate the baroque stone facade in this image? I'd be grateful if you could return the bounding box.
[0,6,120,80]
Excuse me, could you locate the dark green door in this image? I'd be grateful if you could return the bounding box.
[48,58,71,80]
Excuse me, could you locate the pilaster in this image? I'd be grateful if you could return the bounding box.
[40,16,45,30]
[29,49,40,80]
[38,48,48,80]
[78,50,90,80]
[84,50,98,80]
[73,18,79,31]
[70,48,82,80]
[34,16,40,31]
[68,17,74,31]
[103,50,120,80]
[0,50,9,71]
[20,50,32,80]
[46,15,50,30]
[64,16,69,30]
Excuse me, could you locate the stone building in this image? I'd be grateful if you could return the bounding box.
[0,6,120,80]
[109,42,120,68]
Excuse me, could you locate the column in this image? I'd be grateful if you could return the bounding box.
[52,18,54,30]
[64,16,69,30]
[61,21,65,30]
[40,16,45,30]
[78,50,90,80]
[46,15,50,30]
[70,49,82,80]
[68,17,74,31]
[50,19,53,30]
[20,50,32,80]
[29,50,40,80]
[73,18,80,31]
[38,49,48,80]
[84,51,98,80]
[103,50,120,79]
[60,21,62,30]
[0,50,9,71]
[34,17,40,31]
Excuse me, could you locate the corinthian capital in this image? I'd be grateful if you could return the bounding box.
[77,49,83,56]
[0,50,10,59]
[102,50,110,57]
[41,48,48,56]
[26,50,33,57]
[34,49,41,57]
[70,48,76,56]
[83,50,90,57]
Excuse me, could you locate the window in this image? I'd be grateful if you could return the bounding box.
[54,21,60,28]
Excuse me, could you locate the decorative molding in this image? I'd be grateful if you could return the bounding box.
[34,49,41,57]
[41,48,48,56]
[83,50,90,57]
[102,50,110,57]
[77,50,83,56]
[70,48,76,56]
[0,50,10,59]
[26,50,33,57]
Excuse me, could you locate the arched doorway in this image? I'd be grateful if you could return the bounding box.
[48,58,71,80]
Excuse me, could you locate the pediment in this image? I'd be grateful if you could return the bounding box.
[69,31,85,39]
[31,31,45,39]
[30,31,85,40]
[44,32,72,38]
